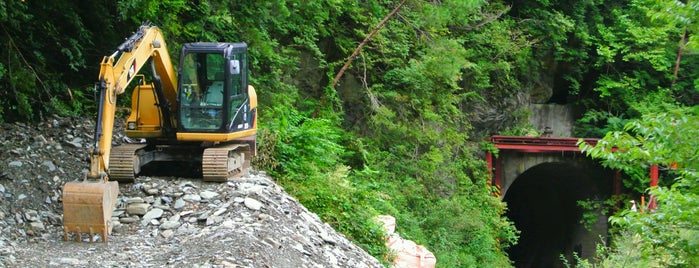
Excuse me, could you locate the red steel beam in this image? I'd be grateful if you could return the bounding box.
[489,135,600,153]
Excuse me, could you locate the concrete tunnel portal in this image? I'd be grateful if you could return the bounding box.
[503,162,610,267]
[486,136,614,267]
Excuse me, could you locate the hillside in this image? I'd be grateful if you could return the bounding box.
[0,116,382,267]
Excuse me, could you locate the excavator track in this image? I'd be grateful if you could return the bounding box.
[109,144,147,182]
[202,144,250,182]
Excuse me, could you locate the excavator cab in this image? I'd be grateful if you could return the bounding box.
[178,43,254,133]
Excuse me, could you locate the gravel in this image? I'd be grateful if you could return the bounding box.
[0,116,382,267]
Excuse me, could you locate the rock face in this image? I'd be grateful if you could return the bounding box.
[470,91,531,139]
[0,116,382,267]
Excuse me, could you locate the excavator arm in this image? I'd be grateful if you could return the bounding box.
[62,23,178,242]
[91,23,177,179]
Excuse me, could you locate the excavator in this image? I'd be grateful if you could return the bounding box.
[61,23,257,242]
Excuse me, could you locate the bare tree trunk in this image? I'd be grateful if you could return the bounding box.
[312,0,407,118]
[331,0,407,89]
[672,29,687,89]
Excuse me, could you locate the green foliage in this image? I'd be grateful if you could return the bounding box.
[264,107,344,177]
[580,105,699,267]
[577,196,624,231]
[480,142,499,158]
[568,231,681,268]
[3,51,37,122]
[509,0,601,95]
[0,0,128,122]
[594,231,674,267]
[575,110,629,137]
[650,0,699,52]
[240,1,521,265]
[421,194,517,266]
[499,125,541,137]
[364,26,520,258]
[508,0,699,138]
[258,105,390,258]
[580,107,699,171]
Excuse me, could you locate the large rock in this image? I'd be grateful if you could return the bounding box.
[126,203,149,216]
[141,208,164,225]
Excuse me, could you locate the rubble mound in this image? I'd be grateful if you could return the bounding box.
[0,116,382,267]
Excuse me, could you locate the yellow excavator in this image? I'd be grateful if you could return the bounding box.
[62,23,257,241]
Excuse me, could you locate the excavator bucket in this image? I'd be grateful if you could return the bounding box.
[62,180,119,242]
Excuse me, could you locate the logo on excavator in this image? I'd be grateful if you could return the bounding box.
[127,60,136,81]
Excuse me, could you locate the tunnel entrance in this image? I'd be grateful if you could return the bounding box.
[504,162,610,268]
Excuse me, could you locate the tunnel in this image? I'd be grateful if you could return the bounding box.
[504,162,610,268]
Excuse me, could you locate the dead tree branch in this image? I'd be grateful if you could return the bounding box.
[330,0,407,89]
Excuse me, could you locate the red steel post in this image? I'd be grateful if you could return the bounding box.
[494,155,502,197]
[649,164,659,210]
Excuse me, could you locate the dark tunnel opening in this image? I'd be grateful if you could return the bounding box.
[504,162,610,268]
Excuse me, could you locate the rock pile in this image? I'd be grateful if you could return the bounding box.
[0,116,382,267]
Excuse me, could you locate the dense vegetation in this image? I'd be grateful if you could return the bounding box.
[2,0,698,266]
[579,107,699,267]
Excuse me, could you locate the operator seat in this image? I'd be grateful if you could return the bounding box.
[204,72,224,105]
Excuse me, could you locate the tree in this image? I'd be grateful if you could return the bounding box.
[579,106,699,266]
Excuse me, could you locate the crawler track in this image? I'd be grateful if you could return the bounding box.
[202,144,250,182]
[109,144,147,182]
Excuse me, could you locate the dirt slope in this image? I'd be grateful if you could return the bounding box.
[0,116,382,267]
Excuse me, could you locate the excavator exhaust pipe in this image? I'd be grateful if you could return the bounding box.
[62,180,119,242]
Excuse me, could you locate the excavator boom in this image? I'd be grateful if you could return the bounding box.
[62,23,177,242]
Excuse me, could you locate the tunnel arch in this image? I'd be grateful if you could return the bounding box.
[503,161,610,268]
